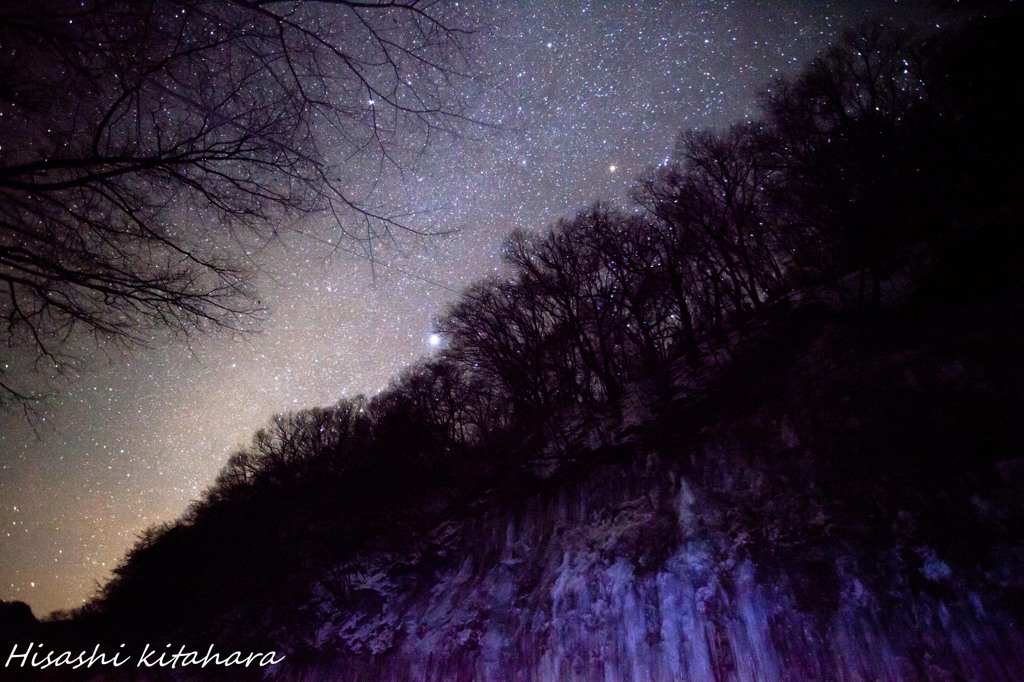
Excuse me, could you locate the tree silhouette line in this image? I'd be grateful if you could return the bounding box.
[58,8,1024,647]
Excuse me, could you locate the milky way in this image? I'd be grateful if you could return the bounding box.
[0,0,933,616]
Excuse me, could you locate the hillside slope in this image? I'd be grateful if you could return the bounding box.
[5,10,1024,679]
[6,246,1024,682]
[23,281,1011,681]
[264,290,1024,681]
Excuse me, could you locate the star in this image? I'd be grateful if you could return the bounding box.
[0,0,934,618]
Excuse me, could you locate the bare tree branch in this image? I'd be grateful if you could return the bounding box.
[0,0,486,408]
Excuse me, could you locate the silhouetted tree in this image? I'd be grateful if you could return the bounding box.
[439,277,556,440]
[504,217,627,411]
[636,123,784,328]
[386,358,503,450]
[762,23,927,306]
[218,398,370,491]
[575,208,674,380]
[0,0,481,406]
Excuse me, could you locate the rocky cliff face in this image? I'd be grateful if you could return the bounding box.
[287,344,1024,682]
[284,452,1022,681]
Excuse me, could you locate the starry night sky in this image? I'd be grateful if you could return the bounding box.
[0,0,934,617]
